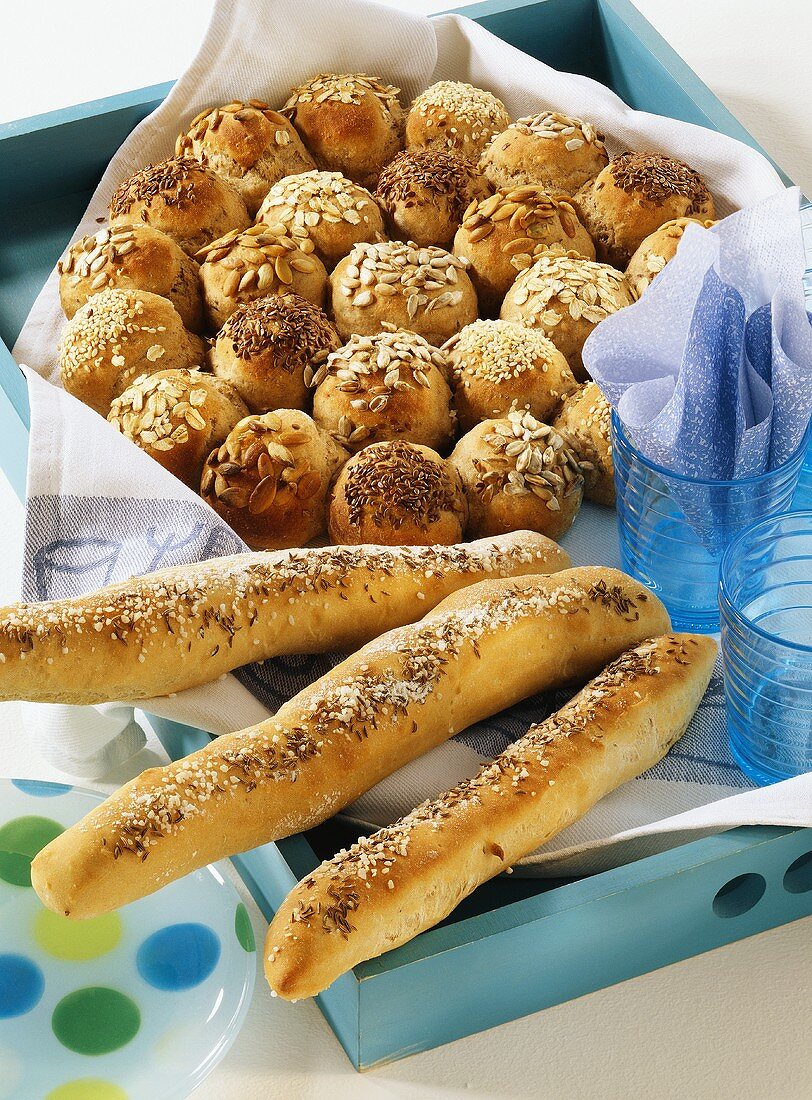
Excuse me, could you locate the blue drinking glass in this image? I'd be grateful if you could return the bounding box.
[719,511,812,784]
[612,413,811,632]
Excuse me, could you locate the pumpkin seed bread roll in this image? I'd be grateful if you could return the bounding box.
[450,408,585,540]
[256,171,386,267]
[453,185,595,314]
[108,369,248,489]
[375,149,492,248]
[444,319,578,432]
[328,441,467,546]
[265,632,715,1000]
[406,81,510,162]
[201,410,347,550]
[573,152,716,268]
[211,294,340,414]
[282,73,404,188]
[57,223,204,332]
[480,111,609,195]
[330,240,477,345]
[312,328,454,454]
[31,567,668,918]
[58,288,205,416]
[500,248,636,379]
[197,225,328,329]
[175,100,315,216]
[0,531,568,707]
[109,157,250,256]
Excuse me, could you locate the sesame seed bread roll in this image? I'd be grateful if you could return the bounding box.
[0,533,567,706]
[265,632,715,1000]
[32,568,668,918]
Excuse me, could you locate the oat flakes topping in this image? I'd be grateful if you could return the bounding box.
[257,170,379,235]
[283,73,401,118]
[508,248,631,326]
[337,240,469,318]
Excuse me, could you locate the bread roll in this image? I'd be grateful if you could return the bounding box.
[480,111,608,195]
[500,248,636,379]
[453,186,594,314]
[107,368,248,488]
[573,152,716,268]
[109,157,250,256]
[59,289,205,415]
[552,381,615,506]
[265,632,716,999]
[256,171,386,266]
[0,532,568,707]
[375,150,491,248]
[282,73,404,188]
[57,224,204,332]
[175,100,315,215]
[444,319,577,431]
[406,81,510,162]
[31,568,669,918]
[625,216,716,298]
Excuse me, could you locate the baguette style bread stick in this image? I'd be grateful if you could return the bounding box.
[265,633,716,999]
[32,567,669,919]
[0,532,568,705]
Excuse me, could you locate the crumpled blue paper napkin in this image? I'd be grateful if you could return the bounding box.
[583,187,812,479]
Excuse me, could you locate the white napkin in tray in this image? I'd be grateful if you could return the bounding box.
[11,0,811,875]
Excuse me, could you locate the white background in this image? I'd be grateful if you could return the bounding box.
[1,2,811,1098]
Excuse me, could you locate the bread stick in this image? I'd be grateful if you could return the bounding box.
[264,633,716,999]
[0,532,567,705]
[31,567,669,918]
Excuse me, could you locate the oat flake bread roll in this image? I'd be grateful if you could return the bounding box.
[32,568,669,918]
[265,632,716,999]
[0,533,567,706]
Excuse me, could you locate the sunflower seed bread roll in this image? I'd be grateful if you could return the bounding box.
[0,533,567,706]
[265,632,716,999]
[31,567,668,919]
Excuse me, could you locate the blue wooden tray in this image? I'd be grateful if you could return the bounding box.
[1,0,811,1070]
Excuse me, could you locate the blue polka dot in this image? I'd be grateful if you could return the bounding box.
[11,780,72,798]
[136,924,220,991]
[0,954,44,1017]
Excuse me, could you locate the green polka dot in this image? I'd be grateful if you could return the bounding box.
[46,1081,128,1100]
[0,816,63,887]
[52,988,140,1055]
[35,909,122,961]
[234,903,255,952]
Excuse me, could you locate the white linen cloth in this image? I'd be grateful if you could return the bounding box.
[11,0,811,874]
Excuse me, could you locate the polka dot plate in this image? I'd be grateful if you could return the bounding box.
[0,778,256,1099]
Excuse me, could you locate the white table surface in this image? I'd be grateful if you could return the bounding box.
[1,2,811,1097]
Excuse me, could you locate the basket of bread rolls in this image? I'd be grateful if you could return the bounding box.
[14,71,724,1004]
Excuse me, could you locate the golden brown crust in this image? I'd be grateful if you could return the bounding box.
[573,152,716,267]
[109,157,250,256]
[450,409,585,539]
[330,241,477,345]
[211,294,340,413]
[625,216,717,298]
[200,411,348,549]
[58,288,205,415]
[264,631,715,999]
[452,185,595,314]
[282,73,404,188]
[444,319,578,431]
[107,368,248,488]
[312,328,454,453]
[0,532,567,706]
[500,248,636,379]
[256,171,386,266]
[57,224,204,332]
[176,100,315,215]
[406,81,510,162]
[375,150,492,248]
[328,440,467,545]
[552,381,615,506]
[197,226,328,329]
[30,567,669,919]
[480,111,608,195]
